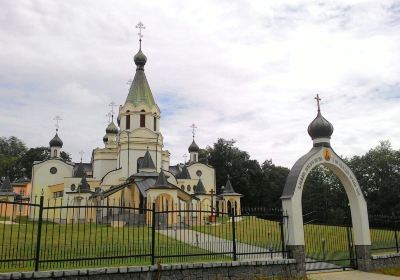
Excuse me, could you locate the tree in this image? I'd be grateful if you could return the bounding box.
[0,136,27,157]
[0,136,28,179]
[203,139,288,206]
[348,141,400,215]
[17,147,71,179]
[0,136,72,179]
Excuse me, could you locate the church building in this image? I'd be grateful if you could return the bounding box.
[29,29,242,225]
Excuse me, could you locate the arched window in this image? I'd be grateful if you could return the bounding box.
[140,110,145,128]
[153,116,157,131]
[54,150,57,157]
[126,111,131,129]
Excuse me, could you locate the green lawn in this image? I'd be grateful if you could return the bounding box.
[192,216,399,267]
[0,215,398,272]
[192,216,284,252]
[373,266,400,276]
[0,219,226,272]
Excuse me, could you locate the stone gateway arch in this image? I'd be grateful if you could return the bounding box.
[281,96,371,272]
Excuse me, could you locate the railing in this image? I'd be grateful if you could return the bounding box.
[0,197,288,272]
[369,214,399,254]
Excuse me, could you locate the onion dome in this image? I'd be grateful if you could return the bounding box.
[103,134,108,143]
[106,121,118,134]
[49,131,63,147]
[134,49,147,70]
[307,111,334,140]
[188,139,199,153]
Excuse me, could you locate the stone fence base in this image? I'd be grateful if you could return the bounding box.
[0,259,297,280]
[370,253,400,271]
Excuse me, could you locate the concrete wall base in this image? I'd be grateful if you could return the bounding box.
[0,259,299,280]
[286,245,306,277]
[371,252,400,271]
[355,245,372,271]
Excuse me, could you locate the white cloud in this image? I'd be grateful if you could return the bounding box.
[0,0,400,168]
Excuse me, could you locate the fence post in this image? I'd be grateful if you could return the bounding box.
[346,224,355,269]
[279,211,286,257]
[34,195,44,271]
[151,202,156,265]
[394,220,399,253]
[231,208,237,261]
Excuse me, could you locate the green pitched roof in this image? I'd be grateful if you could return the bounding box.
[125,49,156,107]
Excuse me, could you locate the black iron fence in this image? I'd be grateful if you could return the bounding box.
[0,197,287,272]
[369,214,399,254]
[303,210,356,271]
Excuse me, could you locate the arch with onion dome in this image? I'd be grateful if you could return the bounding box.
[281,96,371,248]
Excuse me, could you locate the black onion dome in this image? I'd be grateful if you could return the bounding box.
[106,121,118,134]
[103,134,108,143]
[188,140,199,153]
[49,132,63,147]
[134,49,147,69]
[307,111,334,140]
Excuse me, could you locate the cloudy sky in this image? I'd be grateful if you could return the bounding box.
[1,1,400,168]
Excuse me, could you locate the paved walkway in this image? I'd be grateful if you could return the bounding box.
[308,270,400,280]
[158,228,351,270]
[157,228,282,260]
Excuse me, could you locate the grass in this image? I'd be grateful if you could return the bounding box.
[0,219,227,272]
[192,215,399,267]
[193,216,284,252]
[373,266,400,276]
[0,214,398,272]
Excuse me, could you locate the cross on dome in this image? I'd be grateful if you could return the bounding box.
[314,94,321,112]
[79,151,84,162]
[190,123,197,139]
[136,21,145,48]
[53,115,62,131]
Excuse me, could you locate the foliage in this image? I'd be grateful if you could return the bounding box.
[201,139,289,206]
[202,138,400,216]
[348,140,400,215]
[302,141,400,216]
[0,137,71,180]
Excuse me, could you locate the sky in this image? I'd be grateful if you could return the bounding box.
[1,0,400,168]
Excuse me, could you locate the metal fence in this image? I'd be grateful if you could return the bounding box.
[303,210,356,271]
[369,214,399,254]
[0,197,287,272]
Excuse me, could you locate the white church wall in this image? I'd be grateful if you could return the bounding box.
[93,158,118,180]
[187,163,216,193]
[101,168,123,187]
[30,160,73,218]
